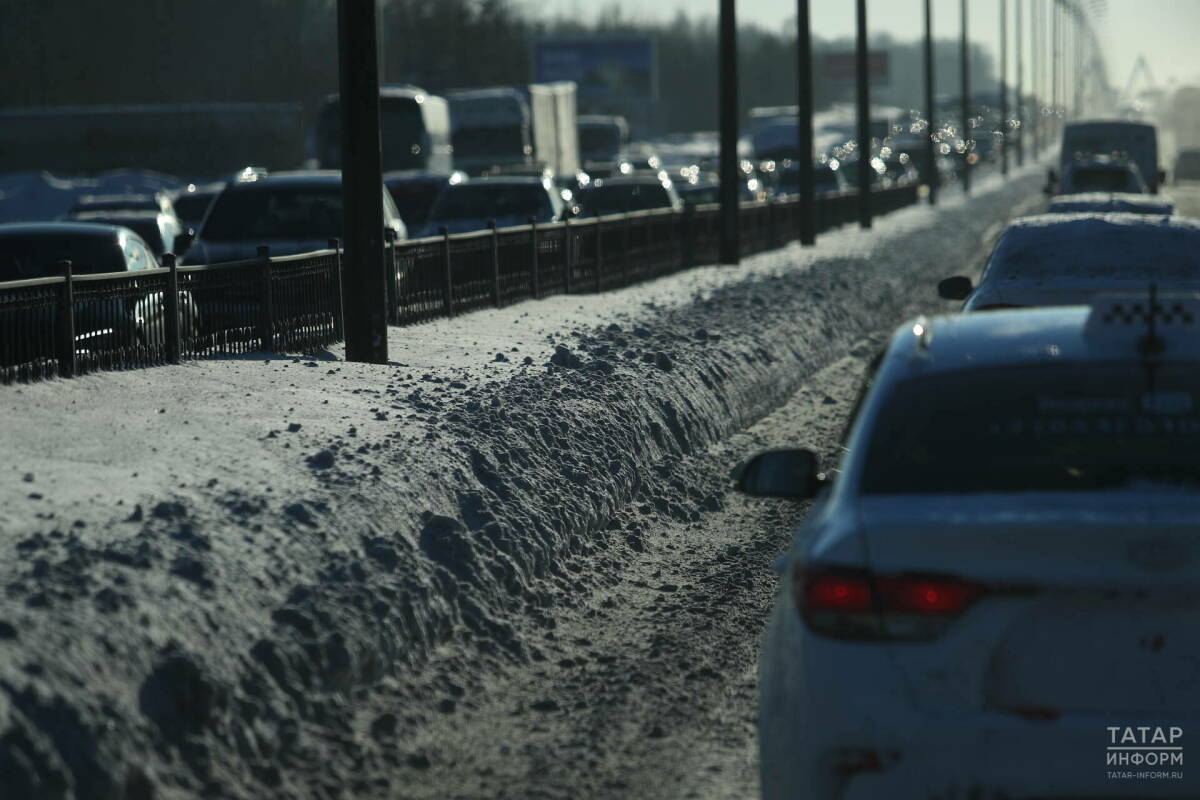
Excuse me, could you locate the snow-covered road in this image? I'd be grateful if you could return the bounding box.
[0,170,1044,799]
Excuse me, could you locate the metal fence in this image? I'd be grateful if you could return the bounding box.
[0,186,919,384]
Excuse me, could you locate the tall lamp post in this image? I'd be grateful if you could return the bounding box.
[719,0,740,264]
[856,0,872,228]
[797,0,816,245]
[924,0,938,204]
[338,0,389,364]
[961,0,971,194]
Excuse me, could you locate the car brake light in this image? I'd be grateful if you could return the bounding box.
[876,576,982,615]
[796,567,985,641]
[805,573,873,612]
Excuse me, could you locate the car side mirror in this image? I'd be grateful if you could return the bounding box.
[733,449,823,500]
[938,275,973,301]
[1044,168,1058,197]
[175,229,195,255]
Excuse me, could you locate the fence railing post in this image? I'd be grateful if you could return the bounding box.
[562,215,573,294]
[594,218,603,292]
[440,227,454,317]
[258,245,274,353]
[384,228,398,324]
[163,253,181,364]
[681,204,694,269]
[328,238,345,338]
[55,260,75,379]
[621,213,632,285]
[489,221,501,307]
[529,218,540,299]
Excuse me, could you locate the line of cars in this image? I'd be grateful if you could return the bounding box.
[737,119,1200,798]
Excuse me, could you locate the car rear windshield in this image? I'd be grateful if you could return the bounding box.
[318,99,426,171]
[1070,166,1139,192]
[580,184,671,215]
[1178,152,1200,175]
[987,223,1200,282]
[0,234,124,280]
[860,364,1200,494]
[79,217,163,253]
[388,181,444,227]
[428,185,549,222]
[202,188,343,241]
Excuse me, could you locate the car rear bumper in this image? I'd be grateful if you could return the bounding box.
[759,591,1199,800]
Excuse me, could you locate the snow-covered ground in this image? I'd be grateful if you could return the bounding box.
[0,169,1044,799]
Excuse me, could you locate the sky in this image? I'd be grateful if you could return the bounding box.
[525,0,1200,92]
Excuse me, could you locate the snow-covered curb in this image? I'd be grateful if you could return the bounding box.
[0,171,1042,799]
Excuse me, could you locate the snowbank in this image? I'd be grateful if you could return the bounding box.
[0,171,1042,799]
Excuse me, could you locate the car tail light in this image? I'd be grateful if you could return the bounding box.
[796,567,986,641]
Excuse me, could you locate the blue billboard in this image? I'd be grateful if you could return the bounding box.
[534,37,657,102]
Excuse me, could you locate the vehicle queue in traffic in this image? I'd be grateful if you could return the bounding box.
[740,118,1200,799]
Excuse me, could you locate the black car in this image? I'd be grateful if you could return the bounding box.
[0,222,200,364]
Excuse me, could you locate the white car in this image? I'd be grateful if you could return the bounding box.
[938,213,1200,310]
[743,298,1200,798]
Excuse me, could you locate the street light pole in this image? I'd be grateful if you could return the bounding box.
[1016,0,1025,167]
[797,0,816,245]
[718,0,740,264]
[961,0,971,194]
[338,0,389,364]
[1001,0,1009,176]
[1032,0,1041,159]
[924,0,938,204]
[855,0,872,228]
[1052,0,1060,142]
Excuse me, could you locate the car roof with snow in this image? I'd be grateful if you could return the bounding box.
[1048,192,1174,215]
[983,213,1200,284]
[886,300,1200,377]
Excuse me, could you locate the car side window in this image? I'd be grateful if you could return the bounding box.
[840,349,887,445]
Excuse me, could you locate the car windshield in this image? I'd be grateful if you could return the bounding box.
[428,184,550,222]
[0,233,124,280]
[173,193,215,223]
[388,180,445,227]
[202,187,343,241]
[860,364,1200,494]
[580,183,671,215]
[986,222,1200,282]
